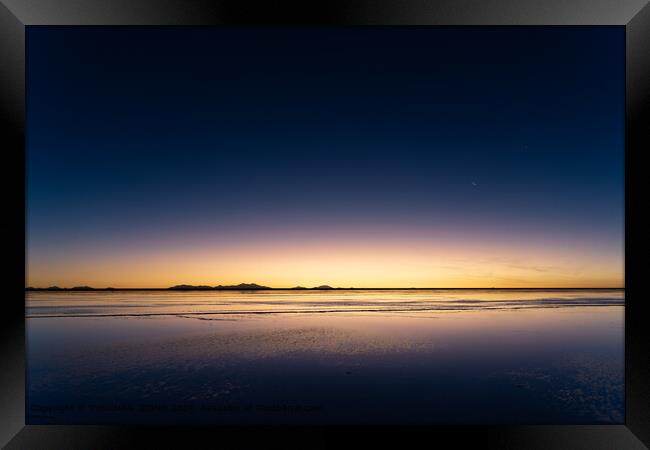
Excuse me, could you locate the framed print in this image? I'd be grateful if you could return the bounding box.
[1,0,649,448]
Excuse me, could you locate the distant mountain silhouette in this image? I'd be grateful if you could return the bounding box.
[27,286,93,291]
[168,283,271,291]
[26,286,66,291]
[25,285,618,291]
[168,284,214,290]
[169,284,335,290]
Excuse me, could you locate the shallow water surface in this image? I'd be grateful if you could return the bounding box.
[26,289,624,424]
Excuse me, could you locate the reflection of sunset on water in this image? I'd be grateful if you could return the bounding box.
[27,289,624,424]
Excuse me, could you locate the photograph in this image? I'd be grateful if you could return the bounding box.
[24,26,626,425]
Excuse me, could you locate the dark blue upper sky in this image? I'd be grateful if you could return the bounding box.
[26,27,624,287]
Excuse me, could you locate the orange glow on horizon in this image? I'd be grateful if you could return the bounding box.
[26,233,624,289]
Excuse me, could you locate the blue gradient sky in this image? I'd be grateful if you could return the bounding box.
[26,27,624,287]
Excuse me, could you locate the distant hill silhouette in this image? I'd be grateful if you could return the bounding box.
[25,285,619,291]
[27,283,339,291]
[169,283,272,291]
[26,286,52,291]
[168,284,337,290]
[168,284,214,290]
[27,286,97,291]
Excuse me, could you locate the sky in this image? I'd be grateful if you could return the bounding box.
[26,27,625,288]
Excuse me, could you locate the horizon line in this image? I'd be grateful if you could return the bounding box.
[25,286,626,291]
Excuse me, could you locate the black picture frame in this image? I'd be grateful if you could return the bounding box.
[1,1,648,448]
